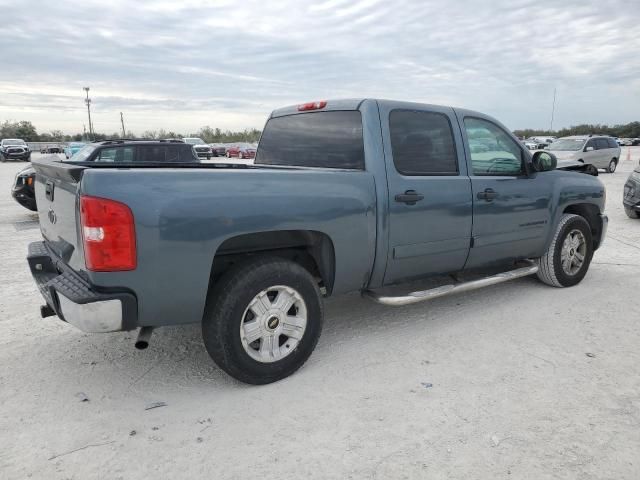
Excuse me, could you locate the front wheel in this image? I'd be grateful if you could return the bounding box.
[202,257,323,384]
[536,214,594,287]
[607,158,617,173]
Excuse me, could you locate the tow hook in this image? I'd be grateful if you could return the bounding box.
[135,326,154,350]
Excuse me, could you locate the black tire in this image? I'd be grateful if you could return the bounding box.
[625,206,640,219]
[536,214,594,287]
[202,256,323,384]
[585,164,598,176]
[606,158,617,173]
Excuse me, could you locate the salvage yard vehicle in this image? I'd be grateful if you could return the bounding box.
[64,142,86,159]
[40,145,64,154]
[225,143,256,159]
[27,99,608,384]
[182,137,213,159]
[623,166,640,218]
[63,139,201,163]
[11,164,36,211]
[547,135,621,173]
[0,138,31,162]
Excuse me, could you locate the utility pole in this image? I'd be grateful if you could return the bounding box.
[83,124,87,141]
[120,112,126,138]
[83,87,94,139]
[549,88,557,132]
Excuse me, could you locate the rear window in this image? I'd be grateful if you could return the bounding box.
[256,111,365,169]
[607,138,618,148]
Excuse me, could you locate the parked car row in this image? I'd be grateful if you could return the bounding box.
[617,137,640,146]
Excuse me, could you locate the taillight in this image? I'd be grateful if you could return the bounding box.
[80,195,136,272]
[297,100,327,111]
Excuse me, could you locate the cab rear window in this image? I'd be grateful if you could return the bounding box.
[256,111,365,169]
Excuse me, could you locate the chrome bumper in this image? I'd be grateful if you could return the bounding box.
[28,241,137,333]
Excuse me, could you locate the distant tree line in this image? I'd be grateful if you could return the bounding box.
[0,120,262,143]
[514,121,640,139]
[4,118,640,144]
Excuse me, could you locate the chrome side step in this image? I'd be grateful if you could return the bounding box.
[363,261,539,306]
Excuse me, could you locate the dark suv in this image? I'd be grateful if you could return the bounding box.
[67,139,200,163]
[11,140,200,212]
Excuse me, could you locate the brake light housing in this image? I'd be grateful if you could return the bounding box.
[297,100,327,111]
[80,195,136,271]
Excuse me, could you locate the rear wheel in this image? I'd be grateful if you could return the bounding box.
[607,158,617,173]
[625,206,640,219]
[536,214,594,287]
[202,257,323,384]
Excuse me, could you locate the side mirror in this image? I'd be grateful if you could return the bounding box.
[585,146,594,152]
[531,151,557,173]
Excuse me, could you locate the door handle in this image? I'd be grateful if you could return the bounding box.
[45,180,55,201]
[395,190,424,205]
[477,188,497,201]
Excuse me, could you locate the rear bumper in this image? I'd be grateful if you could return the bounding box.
[27,241,137,332]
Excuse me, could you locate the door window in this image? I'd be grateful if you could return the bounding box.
[464,118,524,176]
[389,110,458,175]
[96,147,135,162]
[595,138,609,150]
[584,139,597,151]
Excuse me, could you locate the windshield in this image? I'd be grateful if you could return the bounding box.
[548,139,585,151]
[67,145,96,162]
[2,139,26,145]
[184,138,205,145]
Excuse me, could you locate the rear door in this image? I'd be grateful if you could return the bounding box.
[379,102,472,284]
[459,114,553,268]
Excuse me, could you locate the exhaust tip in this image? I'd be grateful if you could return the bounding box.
[135,327,154,350]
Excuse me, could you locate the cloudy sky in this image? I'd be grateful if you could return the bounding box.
[1,0,639,135]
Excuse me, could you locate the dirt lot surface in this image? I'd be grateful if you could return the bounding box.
[1,152,639,479]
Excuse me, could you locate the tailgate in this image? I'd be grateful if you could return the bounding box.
[32,158,87,271]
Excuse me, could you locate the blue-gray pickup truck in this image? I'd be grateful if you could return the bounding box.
[28,99,607,384]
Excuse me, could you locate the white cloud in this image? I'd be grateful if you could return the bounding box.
[0,0,638,134]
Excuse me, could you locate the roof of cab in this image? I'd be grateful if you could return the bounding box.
[270,99,367,118]
[269,98,496,122]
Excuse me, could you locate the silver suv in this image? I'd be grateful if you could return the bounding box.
[547,135,621,173]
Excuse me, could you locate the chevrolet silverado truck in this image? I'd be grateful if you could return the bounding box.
[28,99,607,384]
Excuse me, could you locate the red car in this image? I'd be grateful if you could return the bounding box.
[226,144,256,159]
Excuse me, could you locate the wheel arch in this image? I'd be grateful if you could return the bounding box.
[208,229,336,296]
[562,203,603,249]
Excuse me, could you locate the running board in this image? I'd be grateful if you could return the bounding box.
[363,261,539,306]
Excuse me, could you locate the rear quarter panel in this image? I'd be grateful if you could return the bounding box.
[79,168,377,327]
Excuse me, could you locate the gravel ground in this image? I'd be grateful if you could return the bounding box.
[1,151,639,479]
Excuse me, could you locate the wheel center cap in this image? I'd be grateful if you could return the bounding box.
[266,316,280,330]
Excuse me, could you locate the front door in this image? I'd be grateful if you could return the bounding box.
[381,103,473,285]
[459,115,554,269]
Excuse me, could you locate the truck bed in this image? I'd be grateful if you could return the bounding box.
[31,157,378,328]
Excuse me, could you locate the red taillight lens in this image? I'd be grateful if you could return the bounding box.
[297,100,327,111]
[80,195,136,272]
